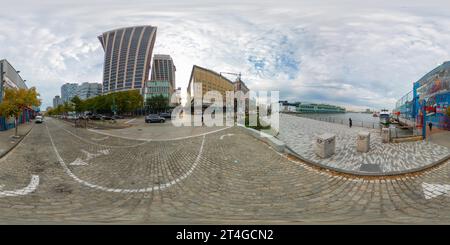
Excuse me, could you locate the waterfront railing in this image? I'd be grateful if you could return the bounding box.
[301,115,422,138]
[305,116,383,129]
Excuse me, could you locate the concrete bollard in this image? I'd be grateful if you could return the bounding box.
[315,133,336,158]
[357,131,370,152]
[381,128,390,143]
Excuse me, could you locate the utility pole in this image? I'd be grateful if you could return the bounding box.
[0,61,4,102]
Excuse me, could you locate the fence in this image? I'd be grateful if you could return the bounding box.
[303,115,422,139]
[304,116,383,129]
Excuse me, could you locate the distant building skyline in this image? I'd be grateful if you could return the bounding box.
[146,54,176,105]
[53,95,63,108]
[61,83,78,102]
[98,25,157,94]
[76,82,102,100]
[150,54,176,90]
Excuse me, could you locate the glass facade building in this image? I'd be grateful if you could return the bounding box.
[98,25,157,94]
[146,54,176,105]
[150,54,176,89]
[61,83,78,102]
[76,82,102,100]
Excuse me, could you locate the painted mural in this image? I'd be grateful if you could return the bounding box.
[417,66,450,130]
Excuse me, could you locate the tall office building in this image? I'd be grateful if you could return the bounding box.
[53,95,63,108]
[76,82,102,100]
[145,54,176,105]
[98,25,157,94]
[150,54,176,89]
[61,83,78,102]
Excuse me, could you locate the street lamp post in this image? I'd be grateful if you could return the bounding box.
[0,62,4,102]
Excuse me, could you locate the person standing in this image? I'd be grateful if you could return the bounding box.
[428,121,433,132]
[349,118,352,128]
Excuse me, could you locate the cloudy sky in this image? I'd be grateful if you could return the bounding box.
[1,0,450,110]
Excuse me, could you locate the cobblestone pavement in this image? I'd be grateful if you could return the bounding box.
[0,122,34,158]
[88,116,228,141]
[277,114,450,174]
[0,118,450,224]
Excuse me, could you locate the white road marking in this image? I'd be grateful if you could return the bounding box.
[124,118,137,124]
[0,175,39,198]
[53,121,147,148]
[46,124,205,193]
[88,126,231,142]
[69,158,89,166]
[70,149,110,166]
[220,133,234,140]
[422,182,450,200]
[91,136,109,141]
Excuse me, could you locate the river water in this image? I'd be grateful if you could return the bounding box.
[295,112,382,128]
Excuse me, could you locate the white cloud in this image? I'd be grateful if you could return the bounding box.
[1,0,450,110]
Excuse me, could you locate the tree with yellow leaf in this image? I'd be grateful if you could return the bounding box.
[0,87,41,137]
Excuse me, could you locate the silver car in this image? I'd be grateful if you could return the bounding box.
[145,114,165,123]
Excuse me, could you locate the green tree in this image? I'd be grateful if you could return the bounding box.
[145,94,168,113]
[62,101,73,116]
[71,96,84,115]
[0,87,41,137]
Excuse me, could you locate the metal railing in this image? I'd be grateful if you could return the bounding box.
[303,115,423,139]
[305,116,382,129]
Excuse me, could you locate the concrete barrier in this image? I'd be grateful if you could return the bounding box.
[236,124,285,153]
[357,131,370,153]
[315,133,336,158]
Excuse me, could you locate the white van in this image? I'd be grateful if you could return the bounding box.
[35,115,43,123]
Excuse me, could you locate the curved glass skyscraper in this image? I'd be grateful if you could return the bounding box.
[98,25,157,93]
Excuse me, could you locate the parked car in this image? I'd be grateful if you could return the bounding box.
[145,114,165,123]
[159,112,171,118]
[112,115,124,119]
[101,115,114,120]
[89,114,102,120]
[35,115,43,123]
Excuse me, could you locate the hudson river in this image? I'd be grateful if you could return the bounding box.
[295,112,382,128]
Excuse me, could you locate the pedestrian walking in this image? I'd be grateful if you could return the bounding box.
[428,121,433,131]
[349,118,352,128]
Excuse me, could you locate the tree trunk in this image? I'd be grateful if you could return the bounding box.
[15,117,18,137]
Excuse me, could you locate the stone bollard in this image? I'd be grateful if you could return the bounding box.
[315,133,336,158]
[381,128,390,143]
[357,131,370,153]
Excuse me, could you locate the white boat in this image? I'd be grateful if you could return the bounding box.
[379,109,390,124]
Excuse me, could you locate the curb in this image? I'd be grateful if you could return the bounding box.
[284,144,450,177]
[0,123,34,160]
[236,124,285,153]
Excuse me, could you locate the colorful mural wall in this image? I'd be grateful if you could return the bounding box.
[415,62,450,130]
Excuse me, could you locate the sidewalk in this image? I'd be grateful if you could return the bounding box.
[0,122,34,159]
[428,129,450,148]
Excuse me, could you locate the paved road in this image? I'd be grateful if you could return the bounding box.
[278,114,450,174]
[0,118,450,224]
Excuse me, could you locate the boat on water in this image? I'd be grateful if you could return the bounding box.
[379,109,390,124]
[373,112,379,117]
[296,103,346,113]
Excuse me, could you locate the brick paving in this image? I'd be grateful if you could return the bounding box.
[277,114,450,174]
[0,122,34,158]
[0,118,449,224]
